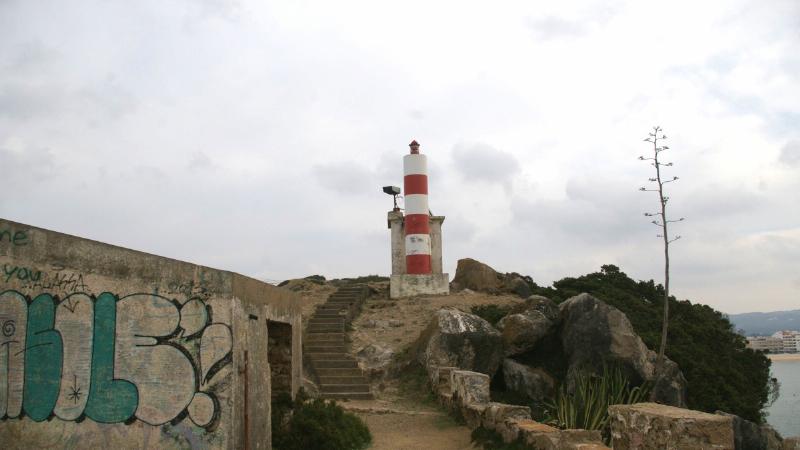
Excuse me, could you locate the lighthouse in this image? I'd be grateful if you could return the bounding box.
[387,141,450,298]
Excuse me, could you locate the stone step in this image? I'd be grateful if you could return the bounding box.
[316,306,348,312]
[305,333,344,343]
[308,317,344,325]
[307,352,349,360]
[313,312,344,318]
[315,368,363,377]
[319,375,368,385]
[326,299,356,304]
[321,392,373,400]
[312,359,359,369]
[319,384,370,393]
[306,345,347,353]
[307,325,343,333]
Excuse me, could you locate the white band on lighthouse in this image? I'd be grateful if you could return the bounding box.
[403,154,427,175]
[404,194,429,215]
[405,234,431,255]
[403,142,432,274]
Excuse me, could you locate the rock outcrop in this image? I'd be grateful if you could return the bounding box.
[559,293,687,407]
[497,295,559,356]
[716,411,784,450]
[451,258,503,292]
[608,403,734,450]
[502,358,555,402]
[415,309,503,378]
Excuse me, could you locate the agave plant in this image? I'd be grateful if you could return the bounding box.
[544,365,650,432]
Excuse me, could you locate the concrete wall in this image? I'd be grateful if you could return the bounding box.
[387,211,445,275]
[0,218,302,449]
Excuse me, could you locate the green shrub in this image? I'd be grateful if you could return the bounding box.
[271,391,371,450]
[540,264,773,423]
[544,365,649,434]
[471,304,513,326]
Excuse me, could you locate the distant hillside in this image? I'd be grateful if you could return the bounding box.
[727,310,800,336]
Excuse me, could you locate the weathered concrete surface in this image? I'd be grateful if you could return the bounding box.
[387,211,445,276]
[0,218,302,449]
[390,273,449,298]
[609,402,735,450]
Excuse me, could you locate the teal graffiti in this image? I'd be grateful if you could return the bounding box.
[0,290,231,429]
[84,293,138,423]
[23,294,63,421]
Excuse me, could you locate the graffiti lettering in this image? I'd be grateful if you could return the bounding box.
[165,280,211,301]
[0,290,231,429]
[0,228,29,247]
[9,271,90,295]
[3,265,43,283]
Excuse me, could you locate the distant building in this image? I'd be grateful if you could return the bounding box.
[747,336,785,353]
[747,330,800,353]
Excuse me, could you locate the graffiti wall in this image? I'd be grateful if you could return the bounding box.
[0,219,302,449]
[0,290,231,428]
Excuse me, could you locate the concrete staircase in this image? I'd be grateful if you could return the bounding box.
[305,285,372,400]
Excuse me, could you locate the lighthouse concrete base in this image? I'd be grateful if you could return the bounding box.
[390,273,450,299]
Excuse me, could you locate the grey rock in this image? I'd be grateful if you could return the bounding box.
[416,308,503,378]
[497,296,559,356]
[506,276,532,298]
[559,293,687,407]
[502,359,555,402]
[388,319,403,327]
[716,411,784,450]
[451,258,502,292]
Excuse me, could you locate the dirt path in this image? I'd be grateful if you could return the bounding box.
[340,400,477,450]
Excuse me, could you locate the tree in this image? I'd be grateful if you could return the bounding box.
[639,126,684,401]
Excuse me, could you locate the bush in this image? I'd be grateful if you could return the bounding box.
[544,365,649,435]
[540,265,773,423]
[272,391,372,450]
[471,304,513,326]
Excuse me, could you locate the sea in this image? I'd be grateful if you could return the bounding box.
[766,358,800,437]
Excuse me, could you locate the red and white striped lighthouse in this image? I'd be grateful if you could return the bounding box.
[403,140,432,274]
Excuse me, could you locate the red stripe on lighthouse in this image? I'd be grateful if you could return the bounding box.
[406,254,432,274]
[403,174,428,195]
[405,214,430,234]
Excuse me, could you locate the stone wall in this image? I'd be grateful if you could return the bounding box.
[430,366,609,450]
[0,218,302,449]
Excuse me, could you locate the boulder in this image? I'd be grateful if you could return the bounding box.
[609,403,734,450]
[559,293,687,407]
[505,276,532,298]
[497,296,559,355]
[356,343,395,379]
[502,359,555,402]
[451,258,502,292]
[785,437,800,450]
[416,309,503,378]
[716,411,784,450]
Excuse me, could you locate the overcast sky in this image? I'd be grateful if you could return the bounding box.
[1,0,798,314]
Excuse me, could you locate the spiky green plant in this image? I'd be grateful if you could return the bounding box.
[544,365,650,432]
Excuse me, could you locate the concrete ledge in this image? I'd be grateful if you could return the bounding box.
[390,273,449,298]
[609,402,734,450]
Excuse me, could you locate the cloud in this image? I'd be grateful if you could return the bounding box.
[779,140,800,167]
[526,16,586,40]
[451,143,520,192]
[312,162,376,195]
